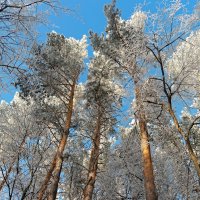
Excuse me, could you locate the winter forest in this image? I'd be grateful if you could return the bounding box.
[0,0,200,199]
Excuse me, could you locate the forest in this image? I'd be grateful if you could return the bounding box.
[0,0,200,199]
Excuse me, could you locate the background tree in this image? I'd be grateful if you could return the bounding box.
[0,0,66,92]
[95,126,144,200]
[0,93,54,199]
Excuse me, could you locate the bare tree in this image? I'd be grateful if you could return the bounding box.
[0,0,66,89]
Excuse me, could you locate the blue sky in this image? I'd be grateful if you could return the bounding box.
[1,0,141,102]
[41,0,144,40]
[1,0,198,102]
[41,0,197,40]
[37,0,199,86]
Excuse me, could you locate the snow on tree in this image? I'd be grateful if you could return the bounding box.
[16,32,87,199]
[81,54,123,200]
[95,126,144,200]
[0,0,67,93]
[144,0,200,182]
[0,93,54,199]
[90,1,157,199]
[0,1,200,199]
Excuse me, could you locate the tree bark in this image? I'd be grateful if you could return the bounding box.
[83,110,101,200]
[135,84,157,200]
[38,80,76,200]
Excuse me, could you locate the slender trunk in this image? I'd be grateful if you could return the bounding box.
[83,110,101,200]
[0,164,13,192]
[21,174,34,200]
[68,166,74,200]
[135,84,157,200]
[157,53,200,180]
[37,156,57,200]
[38,80,76,200]
[185,140,200,178]
[168,105,200,178]
[0,135,26,192]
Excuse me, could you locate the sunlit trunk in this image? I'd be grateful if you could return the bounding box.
[135,84,157,200]
[38,80,76,200]
[83,110,101,200]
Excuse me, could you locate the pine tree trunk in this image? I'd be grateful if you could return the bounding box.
[135,84,157,200]
[38,80,76,200]
[139,119,157,200]
[46,134,67,200]
[83,110,101,200]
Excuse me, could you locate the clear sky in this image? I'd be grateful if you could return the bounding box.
[36,0,199,84]
[38,0,149,60]
[40,0,196,40]
[40,0,145,40]
[1,0,198,102]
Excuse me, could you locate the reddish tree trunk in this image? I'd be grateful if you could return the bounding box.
[139,119,157,200]
[83,111,101,200]
[38,80,76,200]
[135,84,157,200]
[47,134,66,200]
[37,155,57,200]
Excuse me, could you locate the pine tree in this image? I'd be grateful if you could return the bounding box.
[82,54,122,200]
[90,1,157,199]
[17,32,87,199]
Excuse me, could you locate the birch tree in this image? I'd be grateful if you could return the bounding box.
[0,93,52,199]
